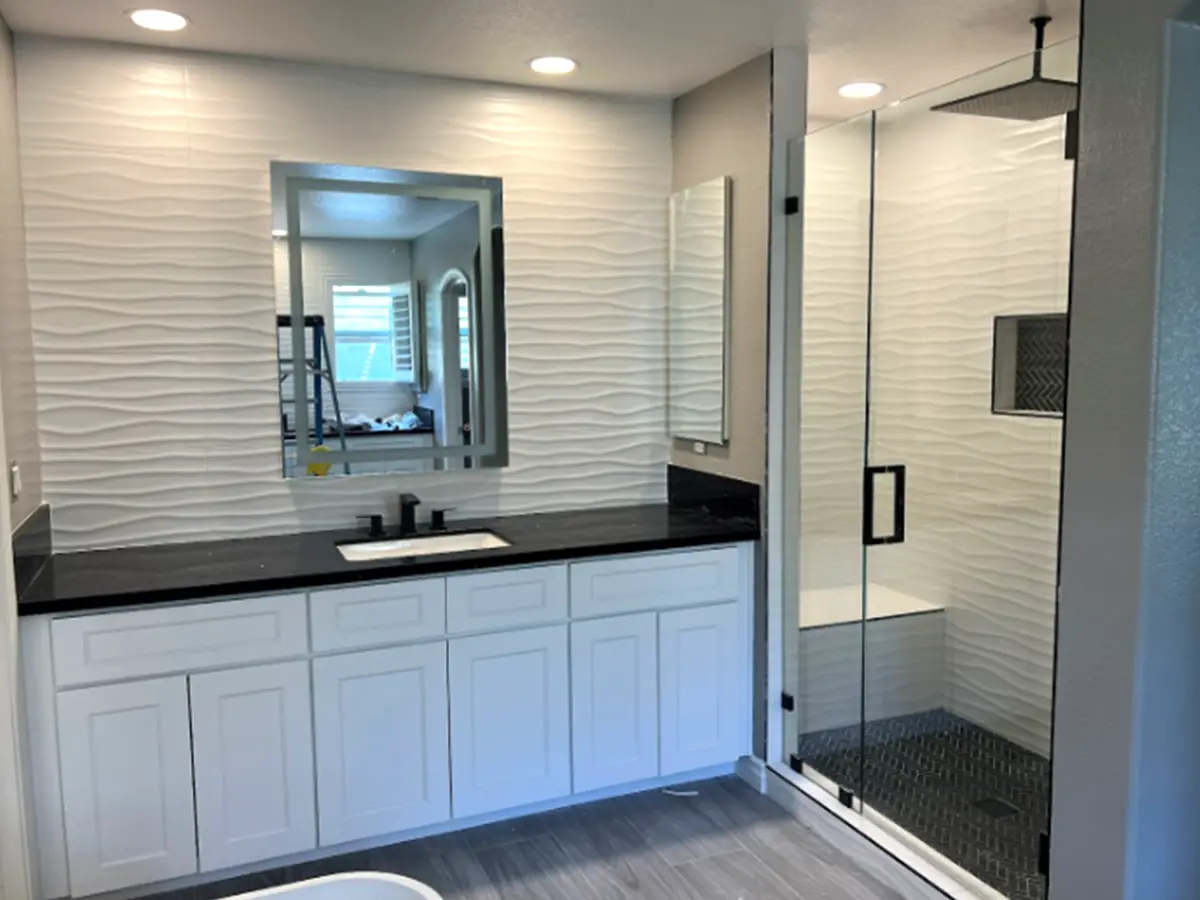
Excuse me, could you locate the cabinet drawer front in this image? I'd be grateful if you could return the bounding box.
[52,595,309,687]
[310,579,446,651]
[570,547,740,618]
[446,565,568,634]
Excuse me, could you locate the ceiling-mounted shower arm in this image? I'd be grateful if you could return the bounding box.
[929,12,1075,120]
[1031,15,1051,79]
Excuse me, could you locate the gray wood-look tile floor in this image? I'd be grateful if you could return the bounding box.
[152,777,910,900]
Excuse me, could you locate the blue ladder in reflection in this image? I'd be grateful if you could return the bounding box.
[276,314,350,476]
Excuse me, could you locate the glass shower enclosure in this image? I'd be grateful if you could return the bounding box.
[782,40,1076,900]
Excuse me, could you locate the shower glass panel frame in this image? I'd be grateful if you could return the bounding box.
[784,38,1076,900]
[790,109,876,810]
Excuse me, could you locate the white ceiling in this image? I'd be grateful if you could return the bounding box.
[0,0,1079,122]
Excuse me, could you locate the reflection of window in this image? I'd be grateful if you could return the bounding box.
[332,285,416,383]
[458,296,471,370]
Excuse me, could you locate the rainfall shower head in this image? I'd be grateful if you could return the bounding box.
[931,17,1077,121]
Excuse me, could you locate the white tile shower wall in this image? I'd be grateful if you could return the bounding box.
[798,118,871,598]
[16,37,671,550]
[870,112,1071,756]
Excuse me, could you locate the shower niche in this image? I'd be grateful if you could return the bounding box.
[993,313,1068,417]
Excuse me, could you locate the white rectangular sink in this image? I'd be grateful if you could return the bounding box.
[338,531,511,562]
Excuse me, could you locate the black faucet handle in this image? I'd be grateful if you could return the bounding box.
[430,507,455,531]
[398,493,421,537]
[356,514,385,537]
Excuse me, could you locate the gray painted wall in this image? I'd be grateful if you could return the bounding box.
[1051,2,1200,898]
[670,54,771,486]
[0,20,39,529]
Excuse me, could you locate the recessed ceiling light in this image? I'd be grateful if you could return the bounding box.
[839,81,885,99]
[530,56,577,76]
[127,9,189,31]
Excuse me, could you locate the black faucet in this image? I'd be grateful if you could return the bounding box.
[398,493,421,537]
[356,514,385,538]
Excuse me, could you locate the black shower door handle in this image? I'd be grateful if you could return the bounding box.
[863,465,907,546]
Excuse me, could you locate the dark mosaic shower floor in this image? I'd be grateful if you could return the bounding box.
[797,709,1050,900]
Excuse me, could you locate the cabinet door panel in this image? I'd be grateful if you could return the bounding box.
[659,603,745,774]
[570,614,658,792]
[190,661,316,872]
[313,644,450,845]
[449,626,570,816]
[57,677,197,896]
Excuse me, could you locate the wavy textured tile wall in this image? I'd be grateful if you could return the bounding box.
[16,37,672,550]
[872,111,1070,757]
[799,119,872,595]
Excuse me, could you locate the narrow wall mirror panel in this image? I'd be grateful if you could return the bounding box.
[273,161,508,478]
[668,176,730,445]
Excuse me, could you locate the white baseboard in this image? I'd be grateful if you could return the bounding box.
[735,754,766,792]
[763,762,1006,900]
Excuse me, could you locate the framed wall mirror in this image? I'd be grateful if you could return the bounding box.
[272,161,508,478]
[667,175,731,445]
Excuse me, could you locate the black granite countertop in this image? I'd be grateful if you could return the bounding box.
[17,504,759,616]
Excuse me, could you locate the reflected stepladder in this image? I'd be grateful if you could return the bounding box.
[272,161,508,478]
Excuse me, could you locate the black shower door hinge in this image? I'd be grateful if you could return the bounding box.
[1038,831,1050,876]
[784,196,800,215]
[788,753,804,774]
[1065,109,1079,161]
[780,692,795,711]
[838,787,855,809]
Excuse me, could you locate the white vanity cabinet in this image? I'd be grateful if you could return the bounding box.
[570,613,659,792]
[55,677,198,896]
[312,643,451,845]
[659,602,744,774]
[448,625,571,817]
[190,661,317,871]
[25,542,753,900]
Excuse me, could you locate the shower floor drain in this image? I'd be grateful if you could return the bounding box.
[972,797,1020,819]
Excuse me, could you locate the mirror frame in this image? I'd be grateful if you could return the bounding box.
[279,167,508,474]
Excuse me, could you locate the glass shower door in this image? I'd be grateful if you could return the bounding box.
[857,44,1074,900]
[791,111,876,807]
